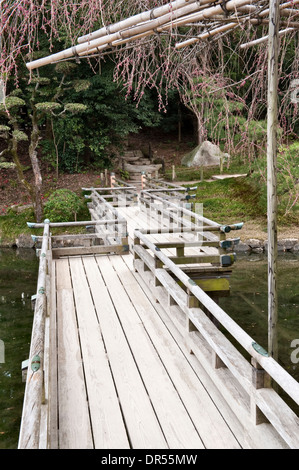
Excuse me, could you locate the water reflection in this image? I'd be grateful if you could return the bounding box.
[0,248,38,449]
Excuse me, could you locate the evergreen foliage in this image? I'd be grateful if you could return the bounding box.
[43,189,84,222]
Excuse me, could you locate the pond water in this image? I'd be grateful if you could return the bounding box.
[0,248,298,448]
[0,248,38,450]
[219,252,299,414]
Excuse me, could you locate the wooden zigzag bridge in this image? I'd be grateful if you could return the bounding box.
[18,176,299,450]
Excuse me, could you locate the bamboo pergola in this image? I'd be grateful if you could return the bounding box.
[25,0,299,361]
[26,0,299,70]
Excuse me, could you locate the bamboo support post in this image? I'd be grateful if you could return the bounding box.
[172,165,176,181]
[110,172,115,188]
[267,0,279,361]
[141,171,146,190]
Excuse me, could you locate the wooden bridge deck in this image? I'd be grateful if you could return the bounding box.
[52,250,289,449]
[54,253,239,449]
[19,183,299,450]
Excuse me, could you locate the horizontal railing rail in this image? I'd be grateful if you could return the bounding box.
[133,229,299,449]
[18,220,51,449]
[140,190,220,228]
[83,178,138,206]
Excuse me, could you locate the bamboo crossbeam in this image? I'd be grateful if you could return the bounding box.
[26,0,209,70]
[240,27,294,49]
[25,0,278,70]
[77,0,200,44]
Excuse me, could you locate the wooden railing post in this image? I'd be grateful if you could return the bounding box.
[251,357,271,425]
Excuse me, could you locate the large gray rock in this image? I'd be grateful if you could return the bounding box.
[181,141,230,168]
[16,233,35,249]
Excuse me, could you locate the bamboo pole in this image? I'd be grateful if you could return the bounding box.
[239,0,299,17]
[26,0,259,70]
[26,0,207,70]
[158,0,255,32]
[176,16,298,50]
[240,27,294,50]
[77,0,200,44]
[175,21,238,48]
[267,0,280,361]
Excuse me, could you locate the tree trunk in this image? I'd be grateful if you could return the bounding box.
[10,134,35,204]
[267,0,280,361]
[196,113,206,146]
[29,111,43,223]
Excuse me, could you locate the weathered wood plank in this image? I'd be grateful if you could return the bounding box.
[48,260,58,449]
[52,244,129,257]
[56,259,93,449]
[69,257,130,449]
[98,255,205,449]
[124,254,288,450]
[83,256,168,449]
[111,255,242,449]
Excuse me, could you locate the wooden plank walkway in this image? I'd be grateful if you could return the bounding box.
[20,186,299,449]
[52,250,290,449]
[54,253,245,449]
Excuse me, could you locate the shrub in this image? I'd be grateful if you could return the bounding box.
[43,189,84,222]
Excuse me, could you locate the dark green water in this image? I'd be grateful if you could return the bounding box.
[220,253,299,371]
[219,252,299,414]
[0,248,38,449]
[0,249,298,448]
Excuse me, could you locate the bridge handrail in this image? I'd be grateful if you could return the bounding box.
[133,229,299,447]
[82,185,136,191]
[142,176,186,191]
[18,220,51,449]
[91,190,127,221]
[134,229,299,405]
[28,219,126,228]
[140,190,234,230]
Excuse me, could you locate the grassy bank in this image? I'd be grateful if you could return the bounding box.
[166,144,299,234]
[1,150,298,246]
[0,192,91,246]
[0,209,37,246]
